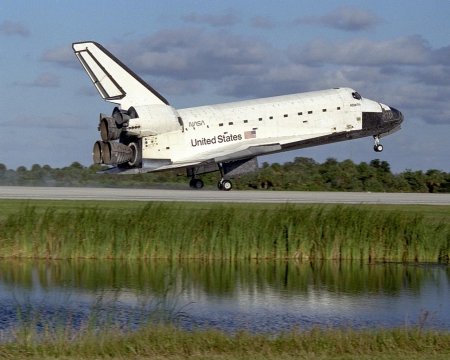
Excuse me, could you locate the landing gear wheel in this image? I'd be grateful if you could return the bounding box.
[218,180,232,191]
[373,144,383,152]
[373,135,383,153]
[221,180,232,191]
[189,178,204,189]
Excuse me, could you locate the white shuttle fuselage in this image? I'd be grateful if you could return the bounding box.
[73,41,403,190]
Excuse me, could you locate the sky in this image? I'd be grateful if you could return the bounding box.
[1,0,450,174]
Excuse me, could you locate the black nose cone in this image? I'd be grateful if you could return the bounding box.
[383,107,403,126]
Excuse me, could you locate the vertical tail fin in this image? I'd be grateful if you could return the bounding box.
[72,41,169,107]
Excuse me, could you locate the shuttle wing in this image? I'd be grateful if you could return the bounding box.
[101,143,283,174]
[72,41,169,107]
[174,143,282,168]
[206,143,282,163]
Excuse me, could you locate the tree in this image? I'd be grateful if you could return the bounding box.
[425,169,447,193]
[69,162,84,170]
[401,169,428,192]
[370,159,391,173]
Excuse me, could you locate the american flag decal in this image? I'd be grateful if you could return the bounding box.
[244,130,257,139]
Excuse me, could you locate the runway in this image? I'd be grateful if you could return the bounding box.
[1,186,450,205]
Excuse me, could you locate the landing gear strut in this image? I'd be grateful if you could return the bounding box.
[373,135,383,152]
[217,163,232,191]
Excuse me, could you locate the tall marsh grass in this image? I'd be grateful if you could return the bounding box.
[2,321,450,359]
[0,203,449,261]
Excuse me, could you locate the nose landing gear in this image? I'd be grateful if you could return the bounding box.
[217,163,233,191]
[218,179,232,191]
[373,135,383,152]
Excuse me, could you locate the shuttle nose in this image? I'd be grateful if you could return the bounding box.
[383,106,403,126]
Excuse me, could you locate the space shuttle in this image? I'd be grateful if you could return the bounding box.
[72,41,403,191]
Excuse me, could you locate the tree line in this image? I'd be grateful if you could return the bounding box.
[0,157,449,193]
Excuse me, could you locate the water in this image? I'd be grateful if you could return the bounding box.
[0,260,448,334]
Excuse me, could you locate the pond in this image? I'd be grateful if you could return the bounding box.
[0,260,448,334]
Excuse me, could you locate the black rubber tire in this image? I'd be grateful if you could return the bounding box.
[189,179,204,189]
[374,144,383,152]
[222,180,232,191]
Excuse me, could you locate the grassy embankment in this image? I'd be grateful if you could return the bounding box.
[2,291,450,360]
[1,323,450,359]
[1,200,450,261]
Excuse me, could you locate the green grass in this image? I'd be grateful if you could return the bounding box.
[1,199,450,222]
[1,200,450,261]
[1,323,450,360]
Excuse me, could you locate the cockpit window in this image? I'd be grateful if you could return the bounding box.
[352,92,362,100]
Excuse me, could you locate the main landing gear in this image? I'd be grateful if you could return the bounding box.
[188,177,232,191]
[373,135,383,152]
[189,177,204,189]
[187,163,233,191]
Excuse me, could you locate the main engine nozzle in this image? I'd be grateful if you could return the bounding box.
[98,107,139,141]
[112,106,132,125]
[93,141,135,165]
[99,115,121,141]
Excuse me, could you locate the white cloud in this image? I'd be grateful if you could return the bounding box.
[41,45,79,68]
[33,73,61,87]
[181,10,240,27]
[289,35,432,66]
[150,78,204,95]
[19,73,61,88]
[251,16,276,29]
[41,28,450,128]
[412,65,450,86]
[76,86,101,97]
[296,7,383,32]
[4,114,86,129]
[115,28,278,81]
[14,73,61,88]
[0,20,30,37]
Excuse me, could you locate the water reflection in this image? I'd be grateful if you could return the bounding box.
[0,260,448,333]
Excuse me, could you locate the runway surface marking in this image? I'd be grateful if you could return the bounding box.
[1,186,450,205]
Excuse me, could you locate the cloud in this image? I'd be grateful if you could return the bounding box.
[0,20,30,37]
[115,28,278,81]
[14,73,61,88]
[41,45,79,68]
[150,78,204,95]
[76,86,101,97]
[181,10,240,27]
[296,7,383,32]
[41,28,450,127]
[433,45,450,65]
[45,28,277,84]
[4,114,86,129]
[412,65,450,86]
[289,35,432,66]
[250,16,276,29]
[218,64,321,98]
